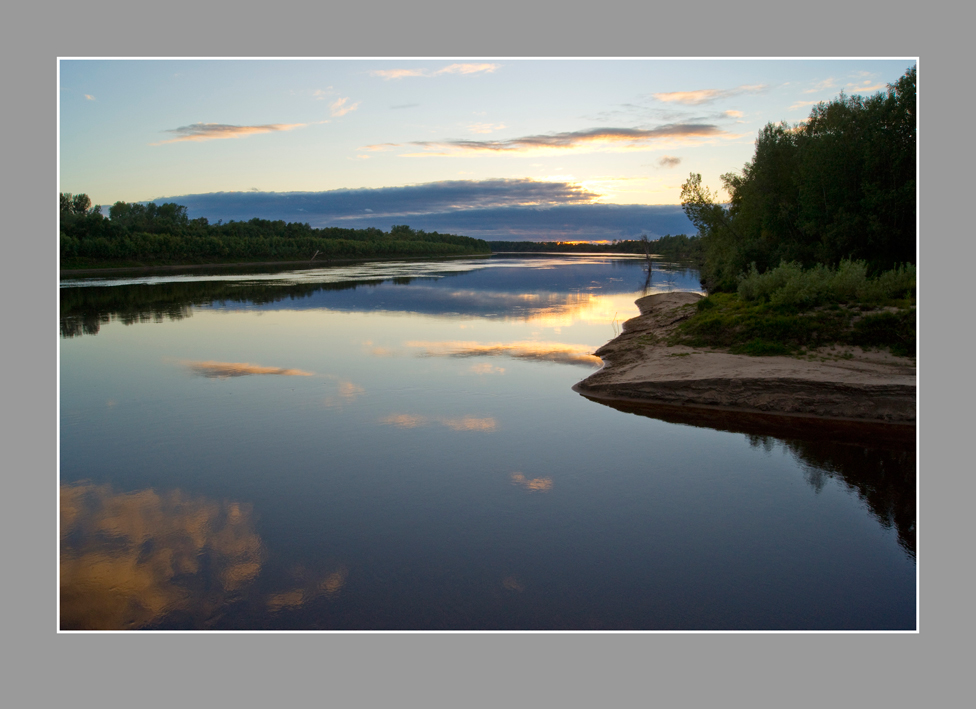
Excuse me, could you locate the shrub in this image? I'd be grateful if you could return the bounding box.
[736,260,915,308]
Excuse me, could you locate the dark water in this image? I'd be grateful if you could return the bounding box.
[59,255,916,630]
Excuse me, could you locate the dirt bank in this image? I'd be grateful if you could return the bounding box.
[574,292,916,424]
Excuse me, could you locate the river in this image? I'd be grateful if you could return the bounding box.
[59,254,916,630]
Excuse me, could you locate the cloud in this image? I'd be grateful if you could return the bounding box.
[789,99,824,111]
[399,124,728,155]
[405,340,602,367]
[162,179,597,221]
[723,110,744,119]
[391,103,419,109]
[371,68,428,80]
[652,84,766,105]
[371,63,499,80]
[155,183,696,241]
[312,88,334,99]
[84,94,96,101]
[657,155,682,168]
[847,81,885,93]
[154,122,309,145]
[330,97,360,117]
[437,63,499,76]
[803,78,836,94]
[182,360,314,378]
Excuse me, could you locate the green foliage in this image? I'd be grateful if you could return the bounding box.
[670,281,915,357]
[60,195,490,267]
[487,233,700,258]
[851,310,916,357]
[682,66,916,293]
[736,260,915,307]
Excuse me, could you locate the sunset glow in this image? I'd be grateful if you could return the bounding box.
[59,59,913,242]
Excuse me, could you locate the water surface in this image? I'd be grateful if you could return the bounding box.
[59,255,916,630]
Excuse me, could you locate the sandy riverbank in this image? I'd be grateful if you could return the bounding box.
[574,292,916,424]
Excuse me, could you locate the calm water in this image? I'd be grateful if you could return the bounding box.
[59,255,916,630]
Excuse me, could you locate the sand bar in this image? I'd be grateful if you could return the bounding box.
[574,292,916,425]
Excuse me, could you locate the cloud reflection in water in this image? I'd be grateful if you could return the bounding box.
[406,340,602,367]
[511,473,554,492]
[60,482,265,630]
[182,360,314,378]
[380,414,498,432]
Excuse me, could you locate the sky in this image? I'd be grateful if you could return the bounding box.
[59,58,915,241]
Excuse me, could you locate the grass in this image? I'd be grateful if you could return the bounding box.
[670,291,915,357]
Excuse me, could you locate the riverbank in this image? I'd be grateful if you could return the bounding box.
[59,253,490,278]
[574,292,916,424]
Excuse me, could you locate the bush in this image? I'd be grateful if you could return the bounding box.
[737,260,915,308]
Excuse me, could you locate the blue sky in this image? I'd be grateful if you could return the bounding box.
[59,58,915,240]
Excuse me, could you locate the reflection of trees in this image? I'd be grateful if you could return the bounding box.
[60,482,265,629]
[59,280,370,338]
[747,435,915,557]
[59,271,472,338]
[576,396,916,559]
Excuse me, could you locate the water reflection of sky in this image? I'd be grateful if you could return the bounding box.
[59,255,914,630]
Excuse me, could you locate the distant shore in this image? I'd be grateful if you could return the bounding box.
[59,253,490,278]
[574,292,916,424]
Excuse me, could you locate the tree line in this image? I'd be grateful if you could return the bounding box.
[487,233,701,259]
[682,66,916,293]
[59,196,491,267]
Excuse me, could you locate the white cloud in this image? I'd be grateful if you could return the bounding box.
[803,78,836,94]
[330,97,360,117]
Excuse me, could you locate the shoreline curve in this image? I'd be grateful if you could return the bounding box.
[574,291,916,425]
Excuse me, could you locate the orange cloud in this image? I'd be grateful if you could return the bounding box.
[182,360,314,378]
[653,84,766,105]
[154,122,309,144]
[399,125,728,156]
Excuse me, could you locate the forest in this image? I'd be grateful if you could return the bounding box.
[488,233,701,259]
[681,66,915,294]
[59,198,490,268]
